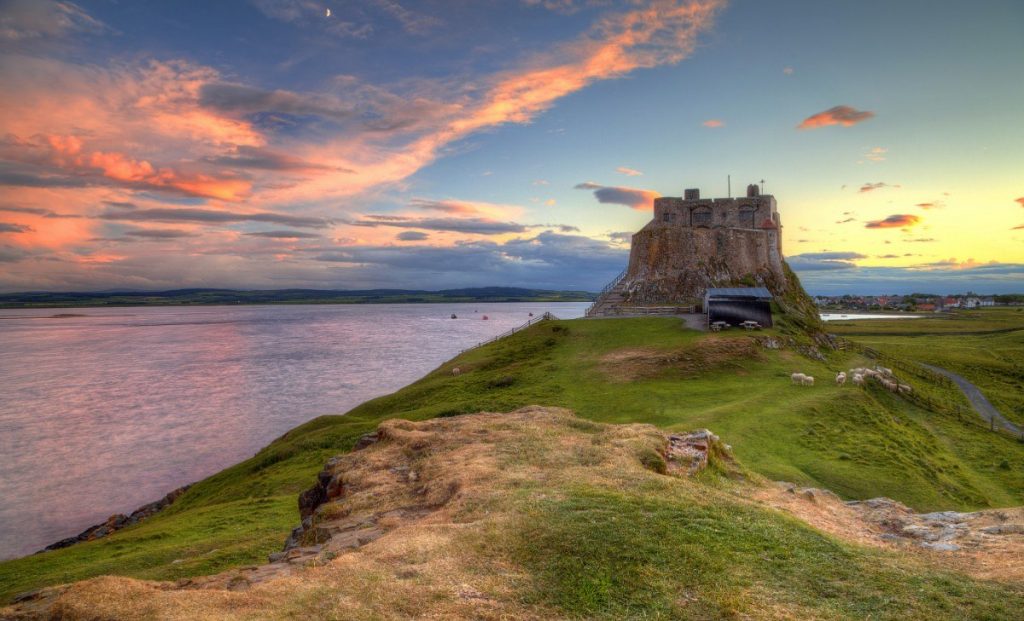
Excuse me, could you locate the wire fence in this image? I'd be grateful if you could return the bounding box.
[459,312,559,353]
[839,337,1023,441]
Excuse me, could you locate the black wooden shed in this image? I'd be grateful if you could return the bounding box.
[703,287,773,328]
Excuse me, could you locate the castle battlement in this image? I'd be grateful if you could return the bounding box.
[587,183,788,316]
[646,184,781,232]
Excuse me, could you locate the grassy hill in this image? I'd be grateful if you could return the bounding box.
[2,313,1023,609]
[829,308,1024,426]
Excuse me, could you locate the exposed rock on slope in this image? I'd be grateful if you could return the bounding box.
[5,408,1022,620]
[41,485,191,552]
[3,407,721,620]
[757,483,1024,582]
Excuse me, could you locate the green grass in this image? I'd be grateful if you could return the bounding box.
[829,308,1024,425]
[3,315,1024,602]
[507,485,1024,619]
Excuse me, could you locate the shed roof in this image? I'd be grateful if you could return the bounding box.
[705,287,773,300]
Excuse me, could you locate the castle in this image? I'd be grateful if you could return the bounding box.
[588,183,788,317]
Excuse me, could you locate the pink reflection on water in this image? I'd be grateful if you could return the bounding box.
[0,302,587,558]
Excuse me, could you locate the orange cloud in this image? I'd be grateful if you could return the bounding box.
[864,214,921,229]
[575,182,659,210]
[616,166,643,176]
[41,135,252,201]
[1015,197,1024,207]
[915,201,943,210]
[283,0,724,202]
[798,105,875,129]
[702,119,724,128]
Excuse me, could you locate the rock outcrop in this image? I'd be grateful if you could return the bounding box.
[40,485,191,552]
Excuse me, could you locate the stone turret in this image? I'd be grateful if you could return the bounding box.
[589,184,789,315]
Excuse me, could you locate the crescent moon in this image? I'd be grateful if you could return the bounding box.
[325,8,331,17]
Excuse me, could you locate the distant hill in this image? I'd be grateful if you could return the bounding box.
[0,287,596,309]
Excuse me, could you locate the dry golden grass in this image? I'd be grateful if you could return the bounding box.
[599,337,763,381]
[6,406,1023,620]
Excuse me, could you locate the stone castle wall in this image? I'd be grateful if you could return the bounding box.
[622,222,786,305]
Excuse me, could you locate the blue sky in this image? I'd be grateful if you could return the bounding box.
[0,0,1022,293]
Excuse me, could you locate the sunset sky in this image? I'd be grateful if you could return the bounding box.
[1,0,1022,294]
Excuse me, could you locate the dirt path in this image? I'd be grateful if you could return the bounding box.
[921,363,1022,435]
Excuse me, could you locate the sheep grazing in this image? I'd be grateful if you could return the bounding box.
[836,371,847,386]
[801,375,815,386]
[451,367,461,377]
[791,372,807,385]
[898,384,912,394]
[852,374,865,386]
[877,366,894,377]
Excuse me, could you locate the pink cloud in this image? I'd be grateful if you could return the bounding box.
[859,182,899,193]
[864,214,921,229]
[1015,197,1024,207]
[616,166,643,176]
[575,182,659,210]
[702,119,724,128]
[798,105,875,130]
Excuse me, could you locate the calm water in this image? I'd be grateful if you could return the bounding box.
[0,302,587,559]
[820,313,923,321]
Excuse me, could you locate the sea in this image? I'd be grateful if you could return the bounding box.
[0,302,588,560]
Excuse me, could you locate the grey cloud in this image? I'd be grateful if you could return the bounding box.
[397,231,429,241]
[350,215,529,235]
[0,0,110,41]
[199,83,354,121]
[123,229,195,239]
[0,205,47,215]
[574,182,657,210]
[792,252,867,261]
[370,0,441,34]
[310,232,628,290]
[0,245,29,262]
[206,146,350,172]
[243,230,322,239]
[0,222,33,233]
[0,170,94,188]
[98,207,332,229]
[0,205,81,219]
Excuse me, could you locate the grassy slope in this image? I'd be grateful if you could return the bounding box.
[829,308,1024,425]
[3,316,1024,602]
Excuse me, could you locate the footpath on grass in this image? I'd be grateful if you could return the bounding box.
[922,363,1022,436]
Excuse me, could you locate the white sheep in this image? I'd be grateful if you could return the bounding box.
[835,372,847,386]
[852,373,865,386]
[791,372,807,385]
[801,375,815,386]
[451,367,461,377]
[898,384,912,394]
[877,366,894,377]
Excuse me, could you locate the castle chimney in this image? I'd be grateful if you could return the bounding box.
[684,188,700,200]
[746,184,759,197]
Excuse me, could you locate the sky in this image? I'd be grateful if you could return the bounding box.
[0,0,1022,295]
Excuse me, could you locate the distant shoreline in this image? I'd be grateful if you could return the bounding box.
[0,287,596,310]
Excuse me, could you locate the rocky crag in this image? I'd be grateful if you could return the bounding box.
[590,185,824,334]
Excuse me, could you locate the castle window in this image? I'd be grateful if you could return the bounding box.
[662,212,675,223]
[739,207,755,228]
[692,207,712,227]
